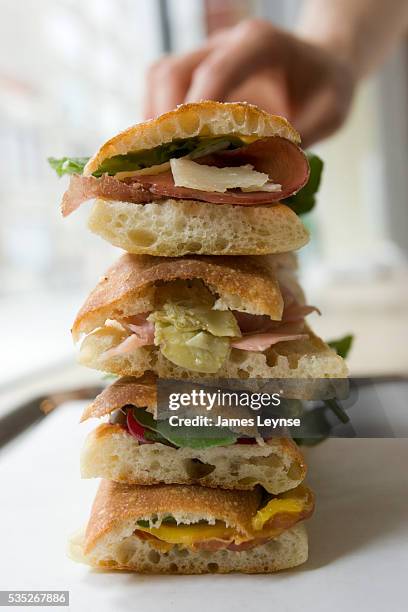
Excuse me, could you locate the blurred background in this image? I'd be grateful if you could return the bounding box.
[1,0,408,395]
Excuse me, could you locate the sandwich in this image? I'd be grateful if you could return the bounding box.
[73,252,347,379]
[80,373,307,493]
[49,101,323,257]
[69,480,314,573]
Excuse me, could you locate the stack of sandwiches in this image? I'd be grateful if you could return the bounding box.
[52,102,347,574]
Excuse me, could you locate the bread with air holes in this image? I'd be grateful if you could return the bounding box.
[78,323,347,379]
[87,199,309,257]
[80,423,306,493]
[69,522,308,574]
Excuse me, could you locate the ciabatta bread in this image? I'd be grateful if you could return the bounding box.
[69,481,312,574]
[81,423,306,493]
[78,323,347,379]
[69,522,308,574]
[83,101,300,177]
[87,199,309,257]
[72,253,287,341]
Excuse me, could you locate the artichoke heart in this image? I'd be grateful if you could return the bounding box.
[156,302,240,337]
[153,325,231,373]
[149,282,241,373]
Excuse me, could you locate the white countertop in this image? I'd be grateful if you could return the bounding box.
[1,398,407,612]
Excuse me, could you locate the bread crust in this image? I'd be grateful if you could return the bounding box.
[80,373,156,422]
[84,101,300,176]
[84,481,261,554]
[72,254,284,341]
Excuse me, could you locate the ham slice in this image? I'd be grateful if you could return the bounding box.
[121,314,155,344]
[282,303,320,322]
[61,174,154,217]
[101,314,154,359]
[102,333,153,359]
[135,171,283,205]
[232,311,272,334]
[61,136,309,215]
[231,328,308,352]
[231,286,318,351]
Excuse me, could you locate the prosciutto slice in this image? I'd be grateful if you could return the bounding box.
[230,322,308,352]
[121,314,155,343]
[282,303,320,322]
[101,331,153,359]
[61,174,154,217]
[61,136,309,216]
[231,285,319,352]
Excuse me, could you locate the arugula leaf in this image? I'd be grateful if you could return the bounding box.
[131,407,237,449]
[328,334,354,359]
[48,156,89,177]
[162,516,178,525]
[92,136,243,177]
[47,137,243,178]
[130,409,172,445]
[155,419,237,450]
[284,152,323,215]
[131,407,157,431]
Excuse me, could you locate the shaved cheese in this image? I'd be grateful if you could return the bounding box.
[170,158,277,193]
[241,181,281,193]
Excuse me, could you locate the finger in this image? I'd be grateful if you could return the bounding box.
[227,69,288,116]
[143,47,212,119]
[186,20,282,102]
[295,79,353,147]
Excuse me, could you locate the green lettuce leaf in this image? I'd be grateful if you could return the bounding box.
[93,136,242,176]
[155,419,237,450]
[47,137,241,178]
[131,407,237,449]
[284,152,323,215]
[47,156,89,177]
[328,334,354,359]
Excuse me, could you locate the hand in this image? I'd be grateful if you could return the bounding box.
[144,19,355,147]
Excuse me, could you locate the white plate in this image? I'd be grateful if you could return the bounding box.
[0,401,407,612]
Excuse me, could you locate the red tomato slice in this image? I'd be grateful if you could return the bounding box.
[126,410,151,443]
